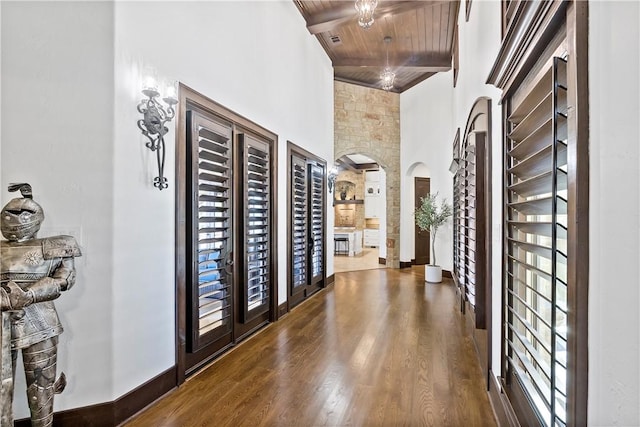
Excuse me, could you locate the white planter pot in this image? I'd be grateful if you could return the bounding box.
[425,265,442,283]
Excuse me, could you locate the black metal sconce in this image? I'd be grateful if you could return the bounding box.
[448,158,459,175]
[137,78,178,190]
[327,165,339,193]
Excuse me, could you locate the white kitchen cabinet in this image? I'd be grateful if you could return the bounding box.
[363,228,379,247]
[364,193,381,218]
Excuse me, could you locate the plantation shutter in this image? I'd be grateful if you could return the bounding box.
[464,138,477,307]
[505,57,568,426]
[187,110,233,351]
[309,162,324,282]
[239,134,271,322]
[291,154,308,290]
[453,129,487,328]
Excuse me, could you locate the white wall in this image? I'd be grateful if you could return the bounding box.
[588,2,640,425]
[400,72,455,268]
[378,168,387,259]
[400,0,503,390]
[2,0,333,414]
[454,0,503,385]
[1,1,115,417]
[113,0,333,400]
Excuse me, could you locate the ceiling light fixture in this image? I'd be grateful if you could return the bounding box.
[380,36,396,91]
[355,0,378,30]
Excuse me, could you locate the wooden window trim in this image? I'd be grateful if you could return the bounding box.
[175,83,279,385]
[286,141,327,309]
[489,1,589,425]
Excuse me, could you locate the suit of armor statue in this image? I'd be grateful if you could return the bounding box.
[0,183,81,427]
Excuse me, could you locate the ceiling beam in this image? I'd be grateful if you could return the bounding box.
[334,57,452,72]
[334,75,402,93]
[306,1,449,35]
[337,156,380,172]
[336,156,359,172]
[358,163,380,171]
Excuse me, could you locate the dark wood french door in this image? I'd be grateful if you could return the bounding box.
[414,177,431,265]
[288,143,326,308]
[185,110,234,371]
[177,87,277,380]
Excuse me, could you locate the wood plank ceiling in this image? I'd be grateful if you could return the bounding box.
[294,0,461,93]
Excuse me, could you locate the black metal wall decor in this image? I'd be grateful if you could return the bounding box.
[327,165,338,193]
[137,80,178,190]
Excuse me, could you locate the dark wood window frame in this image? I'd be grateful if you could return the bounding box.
[453,97,493,387]
[175,84,279,384]
[488,1,589,425]
[286,141,327,309]
[453,23,460,88]
[454,97,492,329]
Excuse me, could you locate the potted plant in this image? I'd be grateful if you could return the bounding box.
[414,192,453,283]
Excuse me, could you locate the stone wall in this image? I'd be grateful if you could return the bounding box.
[334,81,401,268]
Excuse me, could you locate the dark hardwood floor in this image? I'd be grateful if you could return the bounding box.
[125,267,497,426]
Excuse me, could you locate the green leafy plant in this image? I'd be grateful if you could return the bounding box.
[414,192,453,266]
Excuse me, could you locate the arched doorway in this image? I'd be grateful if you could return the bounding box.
[404,162,431,266]
[332,153,387,273]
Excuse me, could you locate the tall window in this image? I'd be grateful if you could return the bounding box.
[177,86,278,379]
[505,57,568,426]
[453,100,491,331]
[287,142,326,308]
[239,134,271,322]
[489,2,589,425]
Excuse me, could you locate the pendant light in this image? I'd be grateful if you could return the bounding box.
[380,36,395,91]
[355,0,378,30]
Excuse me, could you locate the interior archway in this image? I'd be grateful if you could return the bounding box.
[332,153,388,273]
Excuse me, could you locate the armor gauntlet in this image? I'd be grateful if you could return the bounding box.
[27,277,62,303]
[26,257,76,303]
[0,286,14,310]
[1,281,34,310]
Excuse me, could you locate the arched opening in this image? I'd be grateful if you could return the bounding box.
[405,162,431,265]
[332,153,388,273]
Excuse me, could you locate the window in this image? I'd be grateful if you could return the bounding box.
[489,2,589,425]
[505,57,569,426]
[453,99,491,332]
[287,142,326,308]
[176,86,278,378]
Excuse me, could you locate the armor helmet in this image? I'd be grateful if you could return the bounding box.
[1,183,44,242]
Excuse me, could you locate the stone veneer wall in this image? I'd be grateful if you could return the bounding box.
[334,81,400,268]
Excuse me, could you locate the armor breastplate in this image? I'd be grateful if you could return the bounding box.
[0,237,76,349]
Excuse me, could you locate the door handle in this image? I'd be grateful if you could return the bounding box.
[224,252,234,275]
[308,235,314,253]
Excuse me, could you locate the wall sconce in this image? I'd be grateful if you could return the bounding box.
[327,165,339,193]
[137,77,178,190]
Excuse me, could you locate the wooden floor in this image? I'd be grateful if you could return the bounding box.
[126,267,497,427]
[333,247,386,273]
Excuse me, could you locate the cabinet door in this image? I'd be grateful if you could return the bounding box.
[365,195,379,218]
[363,229,378,247]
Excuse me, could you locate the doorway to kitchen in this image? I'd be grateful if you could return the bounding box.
[333,154,387,273]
